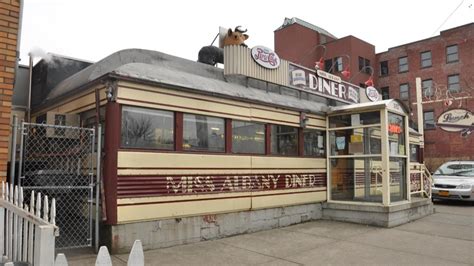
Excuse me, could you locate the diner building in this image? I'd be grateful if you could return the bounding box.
[26,44,432,252]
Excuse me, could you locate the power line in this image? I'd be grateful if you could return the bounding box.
[432,0,465,36]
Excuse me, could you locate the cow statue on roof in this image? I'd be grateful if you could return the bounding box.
[198,26,249,66]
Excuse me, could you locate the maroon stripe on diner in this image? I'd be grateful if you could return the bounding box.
[116,173,327,198]
[117,188,327,206]
[298,128,304,157]
[225,119,232,153]
[175,112,183,152]
[103,101,120,225]
[265,124,271,155]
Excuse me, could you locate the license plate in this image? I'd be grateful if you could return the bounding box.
[439,190,449,197]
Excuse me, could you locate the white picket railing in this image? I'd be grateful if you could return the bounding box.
[54,240,145,266]
[1,182,58,265]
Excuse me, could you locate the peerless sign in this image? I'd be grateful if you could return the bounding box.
[251,45,280,69]
[289,63,360,104]
[437,109,473,132]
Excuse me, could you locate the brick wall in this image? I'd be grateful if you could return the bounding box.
[0,0,20,181]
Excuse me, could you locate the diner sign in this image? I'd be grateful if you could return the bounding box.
[165,173,326,195]
[437,109,473,132]
[251,45,280,69]
[289,64,359,104]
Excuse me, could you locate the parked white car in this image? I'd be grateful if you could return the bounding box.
[432,161,474,202]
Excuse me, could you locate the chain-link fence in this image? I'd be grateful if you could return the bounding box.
[17,122,97,249]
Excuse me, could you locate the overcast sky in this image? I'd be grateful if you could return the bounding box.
[19,0,473,64]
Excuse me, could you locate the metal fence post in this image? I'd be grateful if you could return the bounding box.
[9,116,18,185]
[95,125,102,252]
[17,122,25,188]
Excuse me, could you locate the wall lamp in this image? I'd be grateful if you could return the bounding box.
[349,65,374,87]
[327,54,351,79]
[296,44,327,69]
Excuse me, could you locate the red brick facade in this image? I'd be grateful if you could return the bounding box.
[376,23,474,171]
[0,0,20,181]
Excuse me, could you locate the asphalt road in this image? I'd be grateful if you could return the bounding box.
[66,201,474,265]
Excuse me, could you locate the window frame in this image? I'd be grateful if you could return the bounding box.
[420,51,432,68]
[120,105,175,151]
[231,120,266,155]
[380,61,389,76]
[381,87,390,100]
[422,79,433,97]
[446,44,458,63]
[398,56,408,73]
[182,113,226,153]
[423,110,436,130]
[270,124,299,157]
[302,128,326,158]
[399,83,409,101]
[447,74,460,93]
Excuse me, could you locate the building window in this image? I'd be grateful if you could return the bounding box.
[446,45,458,63]
[381,87,390,100]
[358,56,371,74]
[380,61,389,76]
[420,51,432,68]
[398,56,408,73]
[399,83,409,100]
[232,120,265,154]
[121,106,174,149]
[271,125,298,156]
[423,111,435,130]
[324,58,333,73]
[303,129,325,157]
[333,57,343,72]
[448,74,460,93]
[422,79,433,97]
[183,114,225,152]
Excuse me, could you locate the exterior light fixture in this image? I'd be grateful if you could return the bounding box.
[296,44,327,68]
[349,65,374,87]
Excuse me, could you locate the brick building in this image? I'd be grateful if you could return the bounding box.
[0,0,21,181]
[375,23,474,170]
[275,18,474,171]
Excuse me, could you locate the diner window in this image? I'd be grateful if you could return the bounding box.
[420,51,432,68]
[271,125,298,156]
[422,79,433,97]
[121,106,174,149]
[388,112,405,156]
[448,74,460,93]
[423,111,435,130]
[303,129,325,156]
[381,87,390,100]
[398,56,408,73]
[410,144,419,162]
[183,114,224,152]
[380,61,389,76]
[399,83,409,100]
[446,45,458,63]
[232,120,265,154]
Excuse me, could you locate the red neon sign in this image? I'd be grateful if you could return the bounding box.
[389,123,401,134]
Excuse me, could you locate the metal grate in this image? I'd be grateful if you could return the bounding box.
[18,122,96,249]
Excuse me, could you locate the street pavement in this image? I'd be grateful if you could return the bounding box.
[65,201,474,265]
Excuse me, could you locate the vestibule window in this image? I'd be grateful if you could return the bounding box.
[232,120,265,154]
[271,125,298,156]
[303,129,325,156]
[183,114,225,152]
[121,106,174,149]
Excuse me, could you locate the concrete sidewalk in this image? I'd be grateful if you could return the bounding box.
[64,202,474,265]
